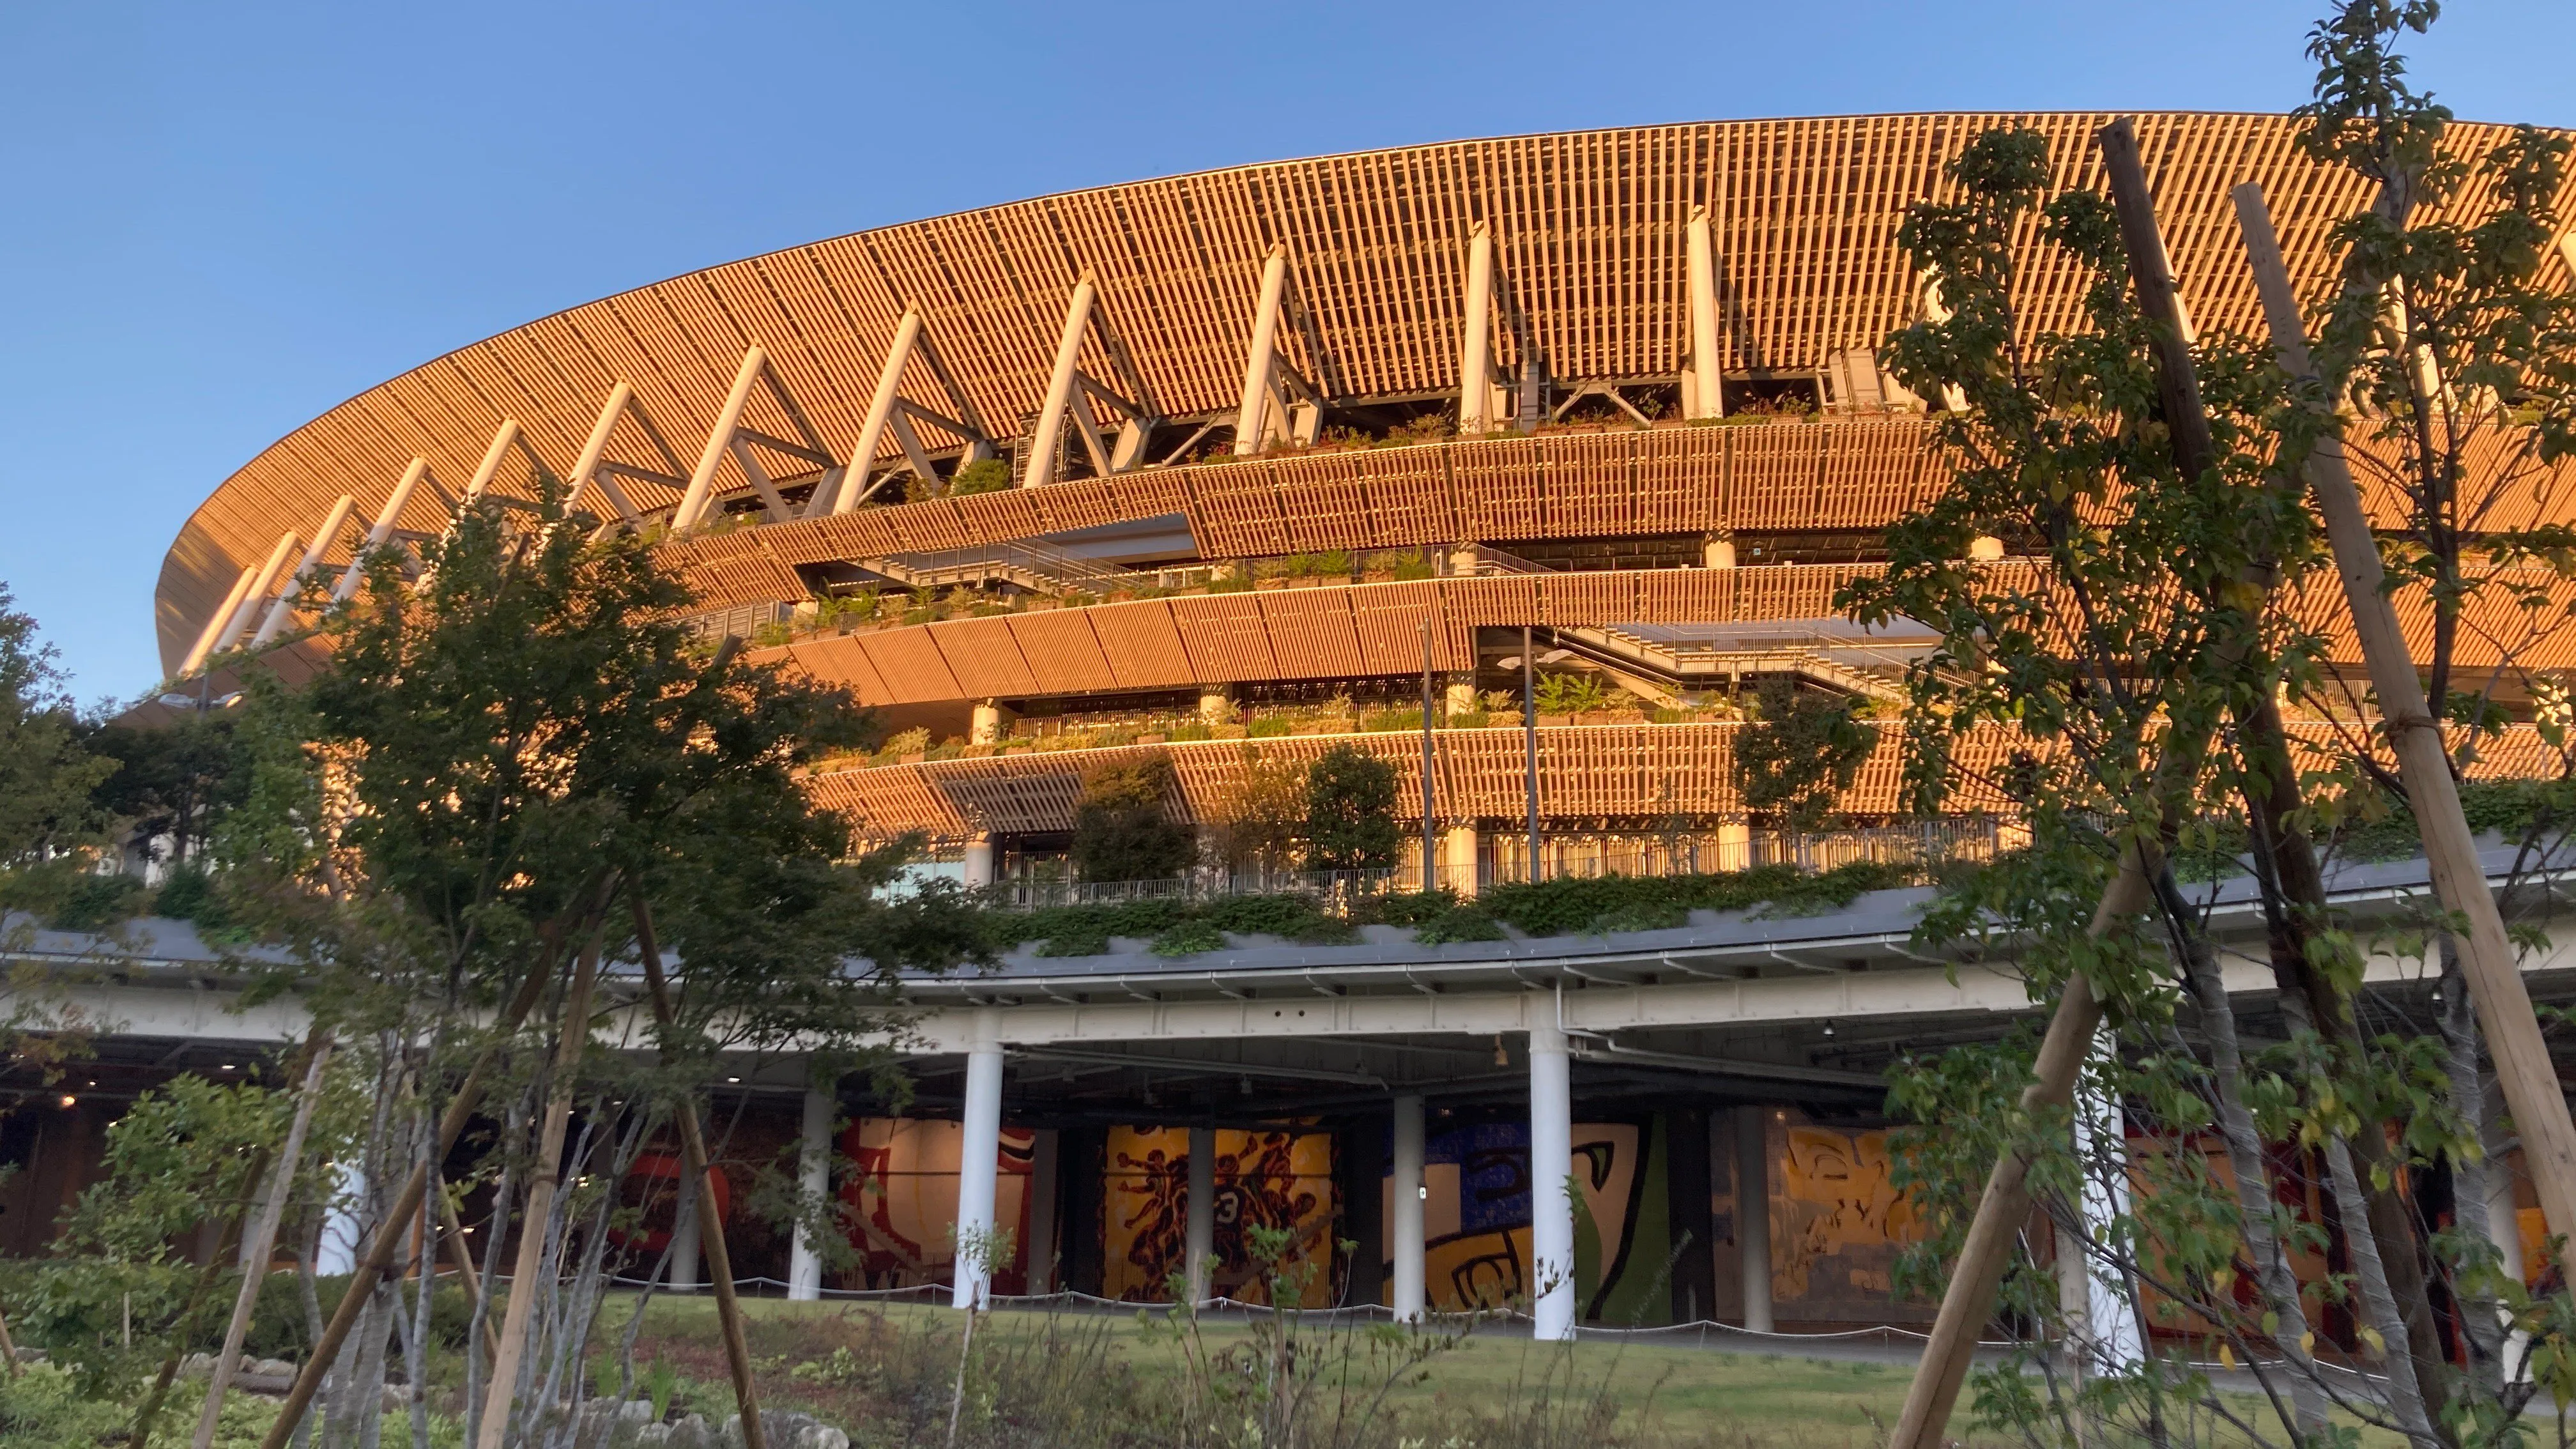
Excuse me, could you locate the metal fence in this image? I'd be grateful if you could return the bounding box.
[978,818,2004,910]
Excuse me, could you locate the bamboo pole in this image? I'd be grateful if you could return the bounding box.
[2234,180,2576,1245]
[255,946,562,1449]
[192,1043,334,1449]
[475,933,604,1449]
[632,898,766,1449]
[1885,850,2152,1449]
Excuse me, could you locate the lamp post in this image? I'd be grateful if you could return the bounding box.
[1496,629,1572,886]
[1420,619,1437,893]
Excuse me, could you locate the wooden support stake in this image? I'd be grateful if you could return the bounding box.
[475,934,604,1449]
[255,946,562,1449]
[2235,180,2576,1245]
[192,1042,334,1449]
[632,898,766,1449]
[1885,851,2152,1449]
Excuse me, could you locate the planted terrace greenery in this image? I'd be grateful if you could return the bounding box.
[976,859,1915,959]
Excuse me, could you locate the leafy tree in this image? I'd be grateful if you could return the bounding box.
[1070,754,1193,881]
[1211,746,1306,874]
[0,583,115,875]
[1302,744,1397,872]
[1728,677,1873,834]
[84,711,249,870]
[198,480,986,1448]
[944,458,1013,497]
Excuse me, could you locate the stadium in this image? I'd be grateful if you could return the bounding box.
[54,113,2576,1334]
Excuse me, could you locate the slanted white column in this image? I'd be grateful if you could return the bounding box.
[787,1085,834,1301]
[962,836,996,889]
[1735,1107,1773,1332]
[824,307,926,515]
[1233,245,1291,455]
[668,1170,704,1292]
[1685,206,1725,420]
[1527,1024,1575,1341]
[180,565,261,678]
[212,530,303,658]
[1186,1125,1217,1303]
[953,1017,1006,1309]
[1025,275,1099,489]
[1390,1096,1426,1322]
[674,346,770,530]
[1459,225,1496,435]
[1026,1128,1060,1293]
[332,458,431,604]
[252,495,356,646]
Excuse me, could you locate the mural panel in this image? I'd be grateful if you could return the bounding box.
[835,1118,1036,1292]
[1103,1126,1334,1305]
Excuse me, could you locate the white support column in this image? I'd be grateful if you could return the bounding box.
[332,457,431,603]
[252,495,357,646]
[2066,1032,2143,1372]
[1701,533,1736,570]
[674,346,769,530]
[824,307,925,515]
[970,700,1012,745]
[1527,1023,1575,1341]
[1735,1107,1773,1333]
[210,530,303,659]
[1459,225,1496,436]
[787,1085,834,1302]
[1233,245,1291,454]
[1438,826,1480,898]
[1390,1095,1426,1322]
[668,1172,703,1293]
[180,566,261,678]
[1025,1128,1060,1293]
[962,835,996,889]
[1968,535,2006,562]
[1197,684,1234,726]
[564,383,648,528]
[463,419,525,505]
[1186,1124,1217,1304]
[953,1018,1006,1309]
[1025,275,1098,489]
[1685,206,1725,420]
[315,1158,365,1277]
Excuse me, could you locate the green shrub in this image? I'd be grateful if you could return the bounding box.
[47,871,145,931]
[1070,756,1193,882]
[1245,717,1292,739]
[947,458,1013,496]
[1303,744,1399,871]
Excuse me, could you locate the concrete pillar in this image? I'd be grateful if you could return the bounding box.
[1735,1107,1772,1332]
[1968,535,2006,562]
[953,1022,1006,1309]
[970,699,1013,745]
[788,1087,834,1301]
[668,1172,703,1294]
[2067,1037,2143,1370]
[1186,1125,1218,1303]
[1445,674,1479,718]
[1717,820,1752,873]
[1665,1108,1716,1325]
[1390,1095,1427,1322]
[1439,825,1481,898]
[1446,542,1480,578]
[1026,1128,1060,1294]
[1198,684,1234,726]
[1528,1025,1575,1341]
[1701,533,1736,570]
[962,834,995,889]
[316,1158,365,1277]
[1336,1117,1384,1310]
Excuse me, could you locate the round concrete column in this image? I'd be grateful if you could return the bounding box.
[1968,535,2006,562]
[788,1085,834,1301]
[1390,1095,1427,1322]
[952,1016,1006,1309]
[970,699,1013,745]
[1735,1107,1772,1333]
[1186,1125,1218,1303]
[962,834,995,889]
[1527,1024,1575,1341]
[1702,533,1736,569]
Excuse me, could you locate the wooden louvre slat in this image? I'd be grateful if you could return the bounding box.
[1006,609,1122,694]
[926,615,1038,698]
[856,628,962,703]
[1170,592,1277,682]
[1254,588,1367,677]
[1085,599,1198,691]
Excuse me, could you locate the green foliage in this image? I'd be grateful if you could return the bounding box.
[85,711,250,870]
[1531,671,1613,716]
[1301,744,1398,871]
[1069,755,1193,882]
[0,583,114,870]
[946,458,1013,496]
[1728,678,1873,833]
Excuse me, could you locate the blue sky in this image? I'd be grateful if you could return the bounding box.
[2,0,2568,707]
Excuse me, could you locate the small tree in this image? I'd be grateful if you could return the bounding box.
[1302,744,1397,872]
[1213,746,1307,875]
[1728,677,1872,835]
[1070,754,1193,880]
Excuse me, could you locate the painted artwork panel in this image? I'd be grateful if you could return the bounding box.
[1102,1126,1334,1305]
[835,1117,1036,1292]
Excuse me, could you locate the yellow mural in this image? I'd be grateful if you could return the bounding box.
[1103,1126,1334,1305]
[1771,1123,1929,1315]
